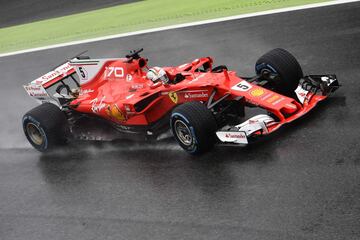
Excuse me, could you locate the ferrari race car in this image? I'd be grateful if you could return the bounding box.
[22,48,339,154]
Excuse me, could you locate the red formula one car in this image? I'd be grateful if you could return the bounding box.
[22,48,339,154]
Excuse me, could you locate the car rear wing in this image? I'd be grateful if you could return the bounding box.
[23,61,77,105]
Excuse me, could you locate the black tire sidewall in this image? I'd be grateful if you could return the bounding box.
[170,112,199,154]
[22,103,68,152]
[170,102,217,154]
[22,115,49,152]
[255,48,303,96]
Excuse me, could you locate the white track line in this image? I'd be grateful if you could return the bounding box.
[0,0,358,58]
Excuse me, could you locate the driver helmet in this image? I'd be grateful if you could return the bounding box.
[146,67,169,84]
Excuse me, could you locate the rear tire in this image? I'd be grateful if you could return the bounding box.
[22,103,69,152]
[170,102,217,154]
[255,48,303,96]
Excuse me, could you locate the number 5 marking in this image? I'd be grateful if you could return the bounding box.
[231,80,252,92]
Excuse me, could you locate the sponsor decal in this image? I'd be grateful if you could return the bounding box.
[35,80,44,84]
[124,104,131,112]
[250,88,265,97]
[29,93,48,97]
[295,85,309,104]
[126,74,133,82]
[168,91,178,104]
[24,85,41,91]
[266,95,280,103]
[184,91,208,99]
[57,63,72,72]
[225,133,246,139]
[130,83,144,89]
[265,94,285,105]
[33,63,73,84]
[231,80,252,92]
[260,92,274,101]
[42,72,59,81]
[298,92,306,97]
[106,104,127,122]
[79,89,94,95]
[272,97,285,105]
[24,85,49,98]
[248,119,259,124]
[90,96,106,113]
[217,131,248,144]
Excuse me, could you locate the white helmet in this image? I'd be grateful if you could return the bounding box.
[146,67,169,84]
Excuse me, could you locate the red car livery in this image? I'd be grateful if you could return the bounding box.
[22,48,339,154]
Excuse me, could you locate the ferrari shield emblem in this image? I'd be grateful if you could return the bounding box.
[168,91,178,104]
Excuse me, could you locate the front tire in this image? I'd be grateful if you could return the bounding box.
[255,48,303,96]
[170,102,217,154]
[22,103,69,152]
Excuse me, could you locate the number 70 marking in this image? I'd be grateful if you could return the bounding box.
[106,67,124,78]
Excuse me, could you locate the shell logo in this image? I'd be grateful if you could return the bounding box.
[106,104,126,122]
[250,88,265,97]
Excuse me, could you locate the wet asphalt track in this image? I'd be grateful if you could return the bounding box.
[1,2,360,240]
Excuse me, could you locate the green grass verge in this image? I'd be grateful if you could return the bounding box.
[0,0,330,54]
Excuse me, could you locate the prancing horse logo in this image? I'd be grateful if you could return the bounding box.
[168,91,178,104]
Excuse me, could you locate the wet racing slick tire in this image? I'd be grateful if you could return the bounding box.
[170,102,217,154]
[22,103,69,152]
[255,48,303,96]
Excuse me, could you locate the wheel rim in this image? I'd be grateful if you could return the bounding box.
[260,68,271,77]
[174,119,193,146]
[26,123,44,146]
